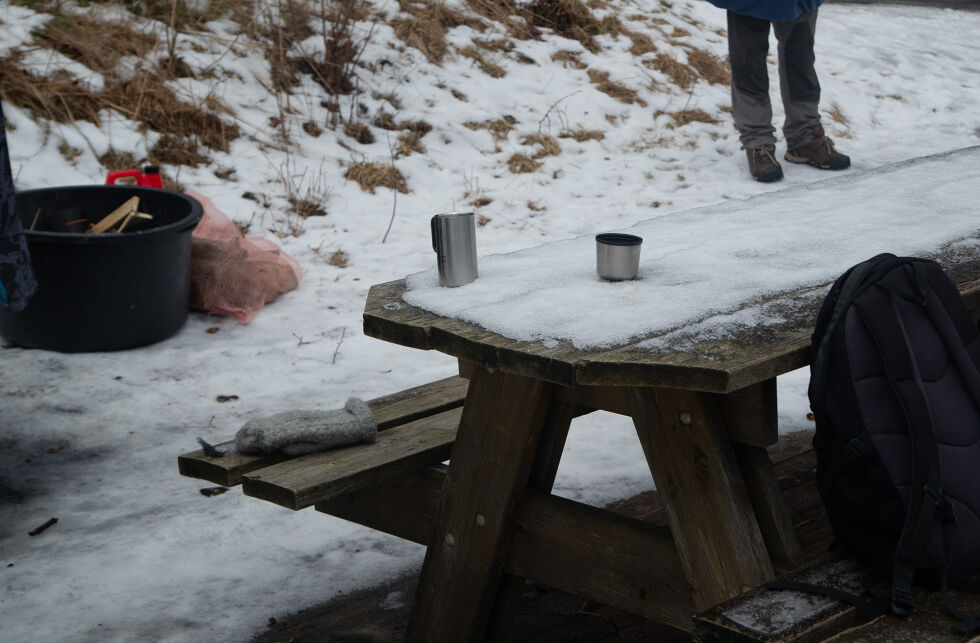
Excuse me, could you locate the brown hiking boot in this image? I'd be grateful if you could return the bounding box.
[785,125,851,170]
[746,144,783,183]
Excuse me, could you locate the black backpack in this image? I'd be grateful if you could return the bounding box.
[806,253,980,631]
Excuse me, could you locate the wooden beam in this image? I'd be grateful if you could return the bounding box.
[316,466,695,632]
[406,369,555,642]
[627,386,774,610]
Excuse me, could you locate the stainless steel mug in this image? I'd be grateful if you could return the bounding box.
[596,233,642,281]
[431,212,478,287]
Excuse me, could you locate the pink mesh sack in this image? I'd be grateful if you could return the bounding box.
[187,191,302,323]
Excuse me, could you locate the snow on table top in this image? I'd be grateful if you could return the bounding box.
[404,147,980,350]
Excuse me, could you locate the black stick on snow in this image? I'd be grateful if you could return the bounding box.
[29,518,58,536]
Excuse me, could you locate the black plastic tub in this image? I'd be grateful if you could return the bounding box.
[0,185,203,352]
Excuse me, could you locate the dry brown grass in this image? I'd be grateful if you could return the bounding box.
[466,0,537,40]
[328,250,350,267]
[464,117,516,141]
[551,49,586,69]
[686,46,728,85]
[0,59,103,124]
[35,14,157,73]
[393,0,482,63]
[457,45,506,78]
[667,108,718,126]
[520,133,560,158]
[150,133,212,166]
[644,52,697,89]
[345,160,409,193]
[628,31,657,56]
[559,128,604,142]
[344,121,376,144]
[289,197,328,218]
[507,153,541,174]
[526,0,608,53]
[587,69,645,106]
[299,0,369,94]
[104,73,239,152]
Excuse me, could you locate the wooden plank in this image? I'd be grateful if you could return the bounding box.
[406,369,555,641]
[89,196,138,233]
[317,465,448,546]
[241,407,461,510]
[716,378,778,448]
[485,396,578,642]
[627,386,775,610]
[177,375,468,486]
[734,443,803,574]
[317,467,695,632]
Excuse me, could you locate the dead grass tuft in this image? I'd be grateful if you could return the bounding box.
[0,58,103,124]
[587,69,645,106]
[344,121,376,144]
[686,46,728,85]
[668,108,718,126]
[396,130,425,156]
[150,133,212,166]
[644,52,697,89]
[345,160,409,193]
[559,128,604,142]
[457,45,506,78]
[103,73,239,152]
[466,0,537,40]
[35,14,157,73]
[289,197,328,218]
[520,132,560,158]
[551,49,586,69]
[393,0,481,63]
[372,110,399,130]
[465,116,516,141]
[628,31,657,56]
[328,250,350,267]
[507,153,542,174]
[526,0,606,52]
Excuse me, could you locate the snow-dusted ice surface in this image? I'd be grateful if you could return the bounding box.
[405,147,980,349]
[2,0,980,641]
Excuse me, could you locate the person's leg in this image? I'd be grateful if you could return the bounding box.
[775,10,849,169]
[728,11,776,149]
[773,10,821,150]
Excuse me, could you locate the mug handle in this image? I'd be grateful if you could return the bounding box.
[430,215,441,253]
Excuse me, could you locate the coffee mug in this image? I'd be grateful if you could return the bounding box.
[431,212,478,287]
[596,233,642,281]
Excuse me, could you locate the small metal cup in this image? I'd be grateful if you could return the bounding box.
[596,233,642,281]
[431,212,478,287]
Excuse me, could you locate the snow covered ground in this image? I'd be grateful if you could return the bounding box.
[1,1,979,641]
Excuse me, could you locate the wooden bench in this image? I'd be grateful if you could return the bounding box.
[178,375,469,510]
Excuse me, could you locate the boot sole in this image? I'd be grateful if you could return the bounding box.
[784,152,850,170]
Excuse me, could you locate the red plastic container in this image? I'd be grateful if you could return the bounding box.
[105,165,164,188]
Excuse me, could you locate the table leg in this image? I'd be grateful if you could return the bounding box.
[627,387,775,609]
[483,399,578,642]
[406,367,556,642]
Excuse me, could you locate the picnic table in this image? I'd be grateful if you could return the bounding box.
[180,148,980,641]
[362,252,979,641]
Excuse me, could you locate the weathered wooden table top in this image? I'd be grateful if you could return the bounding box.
[364,254,980,393]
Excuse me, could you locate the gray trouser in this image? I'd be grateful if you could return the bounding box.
[727,9,821,150]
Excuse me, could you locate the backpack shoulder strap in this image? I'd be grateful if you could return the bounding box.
[852,274,943,616]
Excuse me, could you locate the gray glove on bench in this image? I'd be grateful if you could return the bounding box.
[235,398,377,456]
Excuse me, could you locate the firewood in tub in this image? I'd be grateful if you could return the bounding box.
[88,196,139,234]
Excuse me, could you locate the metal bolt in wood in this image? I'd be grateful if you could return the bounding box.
[475,514,486,527]
[444,533,455,546]
[678,410,692,426]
